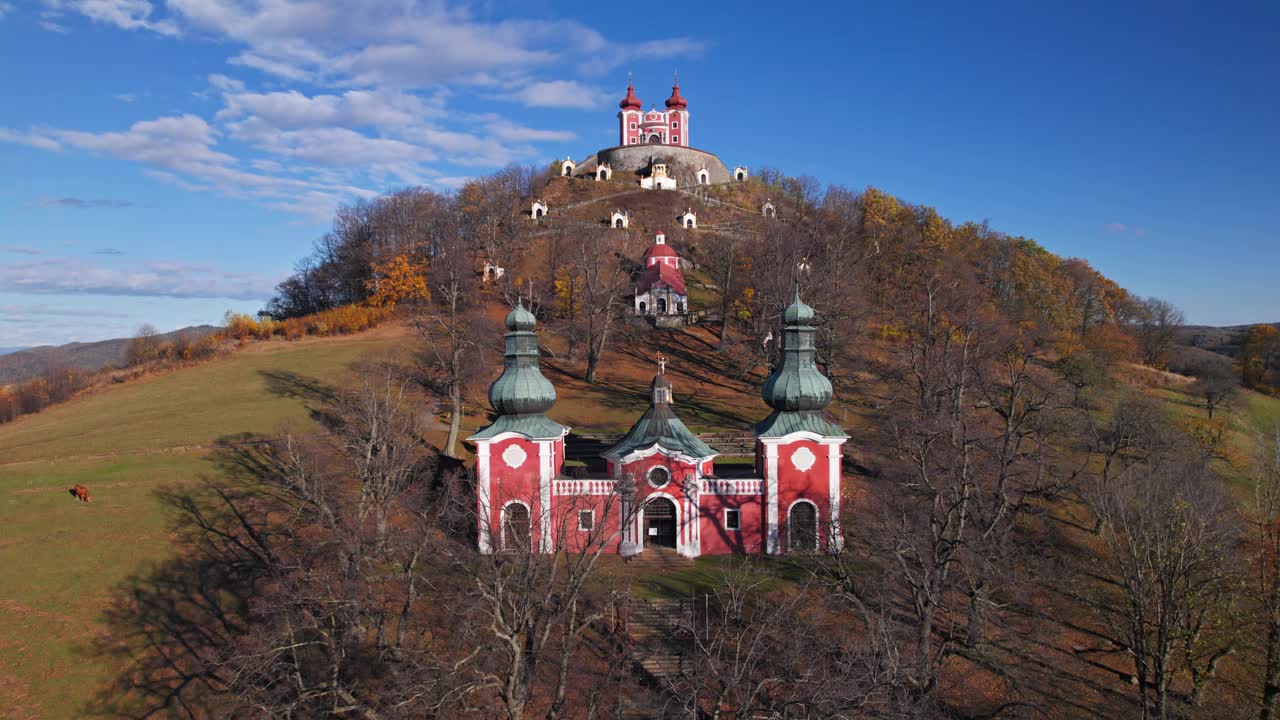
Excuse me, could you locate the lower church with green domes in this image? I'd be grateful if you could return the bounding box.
[469,292,847,557]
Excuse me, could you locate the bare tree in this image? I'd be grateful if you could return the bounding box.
[1190,355,1239,420]
[438,490,639,720]
[571,229,632,384]
[1249,430,1280,720]
[1088,460,1240,719]
[666,561,915,719]
[1134,297,1186,369]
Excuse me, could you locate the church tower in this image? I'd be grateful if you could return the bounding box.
[469,302,568,554]
[754,290,848,554]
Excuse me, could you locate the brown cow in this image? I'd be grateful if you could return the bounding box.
[68,485,91,503]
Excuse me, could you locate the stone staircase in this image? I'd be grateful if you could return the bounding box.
[625,545,695,569]
[626,597,690,679]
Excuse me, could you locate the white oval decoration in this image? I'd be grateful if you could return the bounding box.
[791,447,817,472]
[502,445,528,469]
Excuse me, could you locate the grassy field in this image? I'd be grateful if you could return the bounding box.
[0,326,411,718]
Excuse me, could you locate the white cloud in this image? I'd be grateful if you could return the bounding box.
[0,128,63,152]
[511,80,609,110]
[0,2,15,20]
[0,257,279,300]
[61,0,179,36]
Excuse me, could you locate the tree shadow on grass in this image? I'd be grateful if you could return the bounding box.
[80,437,289,718]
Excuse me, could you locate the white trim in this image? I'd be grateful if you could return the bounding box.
[577,509,595,532]
[477,442,493,553]
[757,431,845,446]
[539,441,553,553]
[467,428,570,444]
[724,508,741,531]
[609,443,717,467]
[828,441,845,553]
[765,443,780,554]
[500,499,531,552]
[786,498,820,553]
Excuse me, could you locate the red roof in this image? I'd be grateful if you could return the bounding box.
[636,261,686,295]
[642,243,678,263]
[619,82,642,111]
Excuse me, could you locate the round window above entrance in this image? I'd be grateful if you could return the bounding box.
[648,466,670,489]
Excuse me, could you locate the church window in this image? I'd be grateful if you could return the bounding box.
[503,502,531,551]
[648,466,670,488]
[578,510,595,532]
[725,509,741,531]
[630,122,636,129]
[789,501,818,552]
[672,121,679,129]
[672,135,679,144]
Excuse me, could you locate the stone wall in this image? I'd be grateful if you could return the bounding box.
[577,145,732,186]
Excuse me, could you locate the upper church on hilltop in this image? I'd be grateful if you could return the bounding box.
[551,74,743,189]
[616,76,690,148]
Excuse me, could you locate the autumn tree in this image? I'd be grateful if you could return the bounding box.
[366,253,431,307]
[1243,324,1280,394]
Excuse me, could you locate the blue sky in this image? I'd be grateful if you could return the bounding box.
[1,1,1276,347]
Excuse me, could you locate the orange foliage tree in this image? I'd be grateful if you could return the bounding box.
[366,255,431,308]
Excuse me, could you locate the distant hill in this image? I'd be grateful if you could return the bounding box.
[0,347,29,356]
[1179,322,1280,358]
[0,325,220,385]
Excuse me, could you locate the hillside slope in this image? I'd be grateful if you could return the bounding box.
[0,324,411,719]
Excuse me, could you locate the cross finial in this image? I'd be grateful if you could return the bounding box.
[673,69,679,85]
[658,354,667,375]
[627,71,633,86]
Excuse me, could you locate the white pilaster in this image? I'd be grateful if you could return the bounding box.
[827,441,845,553]
[765,442,780,554]
[539,440,553,554]
[477,442,493,554]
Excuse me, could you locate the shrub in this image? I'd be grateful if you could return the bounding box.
[224,312,260,341]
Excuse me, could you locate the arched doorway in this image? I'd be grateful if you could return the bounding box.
[639,301,647,314]
[788,501,818,552]
[657,298,667,314]
[503,503,530,550]
[645,497,677,549]
[648,134,661,144]
[685,219,694,228]
[534,208,543,218]
[615,218,624,228]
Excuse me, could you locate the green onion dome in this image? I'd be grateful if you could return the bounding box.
[505,302,536,332]
[761,290,832,412]
[488,301,557,416]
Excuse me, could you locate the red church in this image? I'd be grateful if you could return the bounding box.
[617,76,690,147]
[470,291,847,557]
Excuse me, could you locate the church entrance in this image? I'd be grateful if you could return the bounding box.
[644,497,677,549]
[657,298,667,314]
[648,134,661,144]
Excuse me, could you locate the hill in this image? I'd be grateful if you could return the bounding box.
[0,325,220,386]
[0,347,28,356]
[1180,321,1280,358]
[0,324,411,718]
